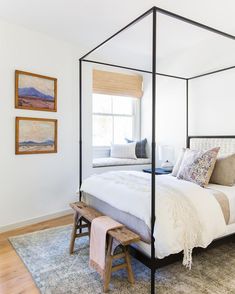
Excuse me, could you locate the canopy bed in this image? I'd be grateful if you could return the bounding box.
[79,6,235,293]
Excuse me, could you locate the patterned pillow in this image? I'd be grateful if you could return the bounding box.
[177,147,220,187]
[125,138,147,158]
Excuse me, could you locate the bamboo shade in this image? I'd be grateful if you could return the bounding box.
[93,69,143,98]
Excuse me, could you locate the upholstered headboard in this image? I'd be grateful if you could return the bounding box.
[188,136,235,157]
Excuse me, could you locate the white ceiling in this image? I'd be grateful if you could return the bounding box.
[1,0,235,76]
[86,8,235,77]
[0,0,235,49]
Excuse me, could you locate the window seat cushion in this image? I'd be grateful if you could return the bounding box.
[93,157,151,168]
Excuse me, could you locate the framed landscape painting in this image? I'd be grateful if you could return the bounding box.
[15,70,57,112]
[15,117,57,155]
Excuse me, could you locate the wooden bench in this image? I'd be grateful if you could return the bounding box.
[70,201,140,292]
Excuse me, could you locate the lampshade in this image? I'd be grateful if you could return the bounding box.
[158,145,174,162]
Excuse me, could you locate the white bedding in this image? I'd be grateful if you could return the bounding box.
[133,222,235,257]
[80,171,226,264]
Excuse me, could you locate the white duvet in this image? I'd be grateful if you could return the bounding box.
[80,171,226,266]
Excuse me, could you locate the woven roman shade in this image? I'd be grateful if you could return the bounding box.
[93,69,143,98]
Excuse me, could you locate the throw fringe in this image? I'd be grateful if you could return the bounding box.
[183,248,193,269]
[157,182,202,270]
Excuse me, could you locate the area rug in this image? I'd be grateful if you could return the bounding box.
[9,225,235,294]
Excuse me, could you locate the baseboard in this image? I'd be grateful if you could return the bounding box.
[0,208,73,233]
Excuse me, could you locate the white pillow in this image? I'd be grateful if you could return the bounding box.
[111,143,137,159]
[171,148,186,176]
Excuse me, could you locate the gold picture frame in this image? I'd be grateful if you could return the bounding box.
[15,117,58,155]
[15,70,57,112]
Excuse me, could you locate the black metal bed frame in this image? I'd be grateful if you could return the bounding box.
[79,6,235,293]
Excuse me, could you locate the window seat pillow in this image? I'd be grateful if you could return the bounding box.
[125,138,147,158]
[93,157,151,168]
[111,142,137,159]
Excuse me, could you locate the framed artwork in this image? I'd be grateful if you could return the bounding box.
[15,70,57,112]
[15,117,57,155]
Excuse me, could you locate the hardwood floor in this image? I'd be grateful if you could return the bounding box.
[0,214,73,294]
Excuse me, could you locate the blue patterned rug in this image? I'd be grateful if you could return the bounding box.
[9,225,235,293]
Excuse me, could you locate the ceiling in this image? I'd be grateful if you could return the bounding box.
[1,0,235,76]
[0,0,235,50]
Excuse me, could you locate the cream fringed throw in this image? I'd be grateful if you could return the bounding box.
[89,216,123,278]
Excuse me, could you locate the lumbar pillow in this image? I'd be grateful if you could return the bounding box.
[177,147,220,187]
[125,138,147,158]
[171,148,186,176]
[210,153,235,186]
[111,142,137,159]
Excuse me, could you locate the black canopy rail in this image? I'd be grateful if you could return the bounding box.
[79,6,235,294]
[82,59,187,80]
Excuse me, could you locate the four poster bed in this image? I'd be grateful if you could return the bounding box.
[79,6,235,293]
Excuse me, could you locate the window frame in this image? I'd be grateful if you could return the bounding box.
[92,94,140,148]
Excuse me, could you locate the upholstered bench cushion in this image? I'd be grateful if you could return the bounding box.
[93,157,151,168]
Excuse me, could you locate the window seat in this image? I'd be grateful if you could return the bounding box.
[93,157,151,168]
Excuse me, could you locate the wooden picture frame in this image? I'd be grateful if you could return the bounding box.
[15,117,58,155]
[15,70,57,112]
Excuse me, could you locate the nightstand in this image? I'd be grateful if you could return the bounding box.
[143,167,172,175]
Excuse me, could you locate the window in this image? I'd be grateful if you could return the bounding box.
[92,94,140,146]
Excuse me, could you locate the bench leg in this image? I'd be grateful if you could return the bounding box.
[124,246,135,284]
[103,240,135,292]
[70,211,79,254]
[70,213,90,254]
[103,236,113,293]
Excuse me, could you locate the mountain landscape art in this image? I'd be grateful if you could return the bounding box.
[15,70,57,111]
[16,117,57,154]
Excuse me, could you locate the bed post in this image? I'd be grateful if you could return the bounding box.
[186,79,189,148]
[79,58,83,201]
[151,7,157,294]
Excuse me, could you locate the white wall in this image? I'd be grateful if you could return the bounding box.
[189,70,235,136]
[0,20,79,230]
[81,63,93,179]
[141,74,186,165]
[141,73,152,158]
[141,68,235,167]
[156,76,186,163]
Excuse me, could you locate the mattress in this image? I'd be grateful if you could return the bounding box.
[83,192,151,243]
